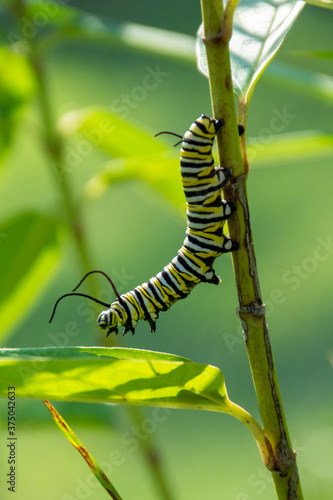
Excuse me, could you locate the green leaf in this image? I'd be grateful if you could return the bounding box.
[27,3,195,61]
[290,50,333,60]
[264,61,333,104]
[0,213,61,342]
[0,346,271,465]
[58,106,187,209]
[43,400,123,500]
[58,107,168,158]
[59,108,186,208]
[0,346,230,411]
[197,0,305,101]
[84,153,184,212]
[305,0,333,8]
[249,131,333,167]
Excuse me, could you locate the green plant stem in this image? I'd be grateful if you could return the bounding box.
[237,99,249,174]
[126,406,174,500]
[13,0,94,292]
[200,0,303,498]
[29,52,95,286]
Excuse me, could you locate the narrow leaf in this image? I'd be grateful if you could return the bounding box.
[291,50,333,60]
[197,0,305,100]
[43,400,123,500]
[305,0,333,8]
[27,3,195,61]
[265,61,333,103]
[84,153,184,212]
[249,131,333,167]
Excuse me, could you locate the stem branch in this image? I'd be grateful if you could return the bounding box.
[226,402,277,471]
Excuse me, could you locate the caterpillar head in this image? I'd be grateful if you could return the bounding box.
[97,309,111,329]
[202,114,222,132]
[97,304,124,335]
[97,309,119,334]
[191,114,224,138]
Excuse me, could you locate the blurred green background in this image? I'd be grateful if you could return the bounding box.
[0,1,332,499]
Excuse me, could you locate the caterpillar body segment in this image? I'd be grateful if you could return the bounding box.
[97,114,238,336]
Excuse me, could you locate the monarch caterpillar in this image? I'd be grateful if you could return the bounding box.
[50,114,238,335]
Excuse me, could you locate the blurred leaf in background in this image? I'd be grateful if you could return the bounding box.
[0,47,35,166]
[57,106,185,209]
[0,213,61,343]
